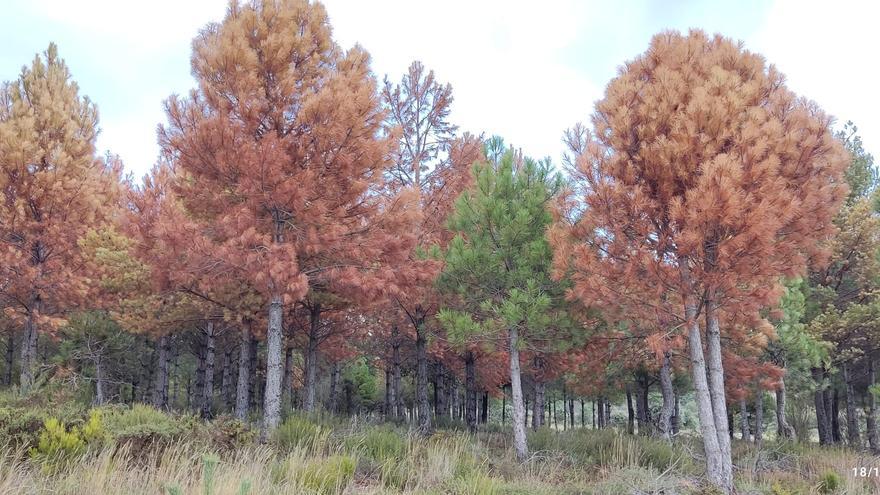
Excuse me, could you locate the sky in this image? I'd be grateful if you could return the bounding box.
[1,0,877,178]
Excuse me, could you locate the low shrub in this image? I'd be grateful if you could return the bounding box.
[273,415,331,454]
[296,454,356,495]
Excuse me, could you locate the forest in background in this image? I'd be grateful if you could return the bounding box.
[0,1,878,494]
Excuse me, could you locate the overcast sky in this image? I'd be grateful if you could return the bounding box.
[1,0,877,177]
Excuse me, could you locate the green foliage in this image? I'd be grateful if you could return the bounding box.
[272,414,331,454]
[347,425,407,463]
[0,406,50,450]
[438,148,581,353]
[295,454,356,495]
[816,470,841,494]
[836,121,877,204]
[103,404,184,439]
[28,409,104,471]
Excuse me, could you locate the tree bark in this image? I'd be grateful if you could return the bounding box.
[681,262,725,492]
[391,326,403,419]
[221,345,233,412]
[248,332,258,411]
[843,363,861,446]
[19,300,40,394]
[831,387,841,443]
[740,397,751,442]
[672,391,681,435]
[384,367,393,419]
[435,363,447,420]
[775,378,794,439]
[532,379,545,430]
[569,398,575,431]
[625,385,635,434]
[465,352,477,432]
[94,356,106,405]
[152,335,170,409]
[303,331,318,412]
[5,329,13,386]
[261,294,284,438]
[636,377,650,436]
[754,390,764,446]
[191,338,206,413]
[235,324,251,420]
[705,298,733,491]
[866,358,879,454]
[328,361,339,414]
[813,367,831,444]
[281,343,293,411]
[201,321,216,418]
[414,316,431,434]
[604,395,611,426]
[481,391,489,424]
[508,326,528,461]
[658,352,675,440]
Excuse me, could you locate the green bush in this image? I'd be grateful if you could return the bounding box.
[102,404,184,456]
[273,415,330,454]
[526,427,558,453]
[297,454,356,495]
[0,407,48,450]
[816,470,841,494]
[350,426,407,462]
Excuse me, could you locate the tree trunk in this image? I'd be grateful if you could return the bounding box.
[740,397,751,442]
[705,299,733,491]
[222,346,233,412]
[391,326,403,419]
[201,321,216,418]
[328,361,339,414]
[414,316,431,434]
[94,355,106,405]
[481,391,489,424]
[672,391,681,435]
[866,359,879,453]
[19,303,39,394]
[532,379,545,430]
[465,353,477,432]
[636,378,650,436]
[235,324,251,420]
[754,390,764,446]
[581,399,585,428]
[813,367,831,444]
[843,363,861,446]
[152,335,170,409]
[602,397,611,428]
[681,262,725,492]
[775,378,795,439]
[569,398,575,431]
[385,367,393,419]
[282,344,294,411]
[191,338,206,414]
[831,387,841,443]
[592,400,596,429]
[625,385,635,434]
[302,304,321,413]
[5,329,13,386]
[248,332,258,411]
[508,326,528,461]
[261,294,284,438]
[658,351,675,440]
[435,363,447,420]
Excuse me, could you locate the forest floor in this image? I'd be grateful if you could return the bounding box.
[0,392,878,494]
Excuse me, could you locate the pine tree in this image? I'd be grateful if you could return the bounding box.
[551,30,848,492]
[438,148,569,461]
[0,43,121,394]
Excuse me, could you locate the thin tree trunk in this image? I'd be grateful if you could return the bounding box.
[385,367,393,419]
[235,324,251,420]
[481,391,489,424]
[414,316,431,434]
[866,358,879,453]
[248,332,258,411]
[705,298,733,491]
[465,353,477,432]
[282,344,294,411]
[580,399,585,428]
[191,338,206,413]
[569,398,575,432]
[604,395,611,426]
[831,387,841,443]
[502,388,507,425]
[681,262,725,491]
[303,332,318,412]
[261,294,284,438]
[152,335,169,409]
[202,321,216,418]
[625,385,635,434]
[532,379,545,430]
[813,367,831,444]
[636,378,650,435]
[658,351,675,440]
[328,361,339,414]
[843,363,861,446]
[740,397,751,442]
[775,378,795,439]
[436,363,447,420]
[94,356,106,405]
[592,399,596,429]
[754,390,764,446]
[672,391,681,435]
[221,346,232,412]
[5,329,13,386]
[391,326,403,419]
[19,301,39,394]
[508,326,528,461]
